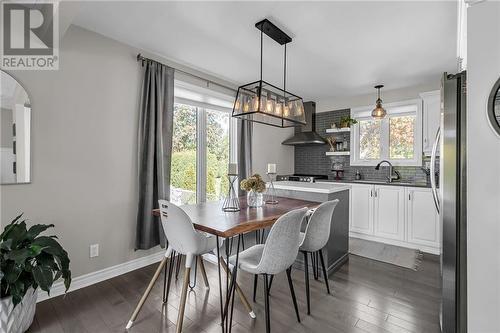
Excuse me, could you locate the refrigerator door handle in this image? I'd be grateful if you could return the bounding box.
[430,127,441,213]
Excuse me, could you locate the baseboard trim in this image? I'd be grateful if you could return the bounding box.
[37,251,165,303]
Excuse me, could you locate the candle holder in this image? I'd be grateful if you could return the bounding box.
[265,173,278,205]
[222,174,240,212]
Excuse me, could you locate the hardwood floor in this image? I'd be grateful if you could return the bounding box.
[27,254,441,333]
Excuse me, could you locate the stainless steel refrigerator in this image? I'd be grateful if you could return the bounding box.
[431,72,467,333]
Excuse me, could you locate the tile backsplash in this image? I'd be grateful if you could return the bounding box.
[294,109,433,183]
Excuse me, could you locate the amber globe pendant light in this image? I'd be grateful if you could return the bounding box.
[372,84,387,119]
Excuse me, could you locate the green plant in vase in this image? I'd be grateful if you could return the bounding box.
[339,116,358,128]
[0,214,71,333]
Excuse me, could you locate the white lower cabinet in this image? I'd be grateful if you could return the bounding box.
[348,184,440,254]
[373,186,405,241]
[406,187,440,249]
[350,184,374,234]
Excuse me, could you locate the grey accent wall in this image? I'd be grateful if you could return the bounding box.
[252,122,295,177]
[0,25,161,277]
[295,109,430,183]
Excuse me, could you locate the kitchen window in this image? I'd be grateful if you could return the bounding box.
[170,81,236,205]
[351,100,422,166]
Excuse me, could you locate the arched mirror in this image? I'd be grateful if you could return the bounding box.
[488,77,500,137]
[1,71,31,184]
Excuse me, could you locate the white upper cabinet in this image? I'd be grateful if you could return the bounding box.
[350,184,374,235]
[373,185,406,241]
[406,187,440,248]
[420,90,441,156]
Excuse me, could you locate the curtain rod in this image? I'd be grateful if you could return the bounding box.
[136,53,236,93]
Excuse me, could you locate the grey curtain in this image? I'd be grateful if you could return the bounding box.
[237,119,253,196]
[135,60,174,250]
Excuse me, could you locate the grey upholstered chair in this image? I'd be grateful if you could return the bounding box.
[229,207,308,333]
[299,199,339,315]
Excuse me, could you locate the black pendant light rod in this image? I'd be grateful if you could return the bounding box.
[260,29,263,82]
[283,43,287,95]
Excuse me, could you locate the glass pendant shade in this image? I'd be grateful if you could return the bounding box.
[371,98,387,119]
[232,80,306,127]
[371,85,387,119]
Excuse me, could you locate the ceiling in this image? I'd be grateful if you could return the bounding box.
[72,1,457,101]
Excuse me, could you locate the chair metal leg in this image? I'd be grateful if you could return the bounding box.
[253,274,258,302]
[268,275,274,294]
[219,259,256,318]
[319,249,331,294]
[198,256,210,290]
[163,251,176,303]
[263,273,271,333]
[175,254,182,280]
[311,252,319,280]
[303,251,311,315]
[286,267,301,323]
[176,266,191,333]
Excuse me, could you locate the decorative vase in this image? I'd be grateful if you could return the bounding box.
[247,190,264,208]
[0,287,37,333]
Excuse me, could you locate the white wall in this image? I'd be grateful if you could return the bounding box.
[467,2,500,332]
[0,25,161,277]
[252,123,295,176]
[316,82,439,112]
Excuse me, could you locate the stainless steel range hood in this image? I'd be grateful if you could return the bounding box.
[282,101,326,145]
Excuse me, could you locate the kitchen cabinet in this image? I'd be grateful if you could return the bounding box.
[348,183,440,254]
[421,90,441,156]
[373,186,405,241]
[406,187,440,248]
[350,184,374,235]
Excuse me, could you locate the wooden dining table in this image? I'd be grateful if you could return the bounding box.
[129,196,319,333]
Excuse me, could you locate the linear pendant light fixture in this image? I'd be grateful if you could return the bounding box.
[232,19,306,128]
[371,84,387,119]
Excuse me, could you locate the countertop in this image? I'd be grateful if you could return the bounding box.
[272,181,351,194]
[316,179,432,188]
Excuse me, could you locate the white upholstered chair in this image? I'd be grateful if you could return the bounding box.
[299,199,339,315]
[229,207,308,333]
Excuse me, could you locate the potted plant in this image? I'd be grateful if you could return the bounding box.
[0,214,71,333]
[339,116,358,128]
[240,174,266,208]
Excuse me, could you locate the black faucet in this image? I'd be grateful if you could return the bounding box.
[375,160,401,183]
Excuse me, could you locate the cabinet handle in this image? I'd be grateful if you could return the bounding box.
[370,190,373,197]
[374,189,378,198]
[408,193,411,201]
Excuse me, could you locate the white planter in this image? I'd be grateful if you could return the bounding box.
[0,288,37,333]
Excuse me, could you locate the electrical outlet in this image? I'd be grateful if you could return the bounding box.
[90,244,99,258]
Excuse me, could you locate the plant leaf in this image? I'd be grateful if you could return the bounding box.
[32,265,53,292]
[0,238,13,251]
[26,224,54,240]
[0,213,24,240]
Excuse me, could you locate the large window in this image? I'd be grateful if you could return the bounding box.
[351,100,422,166]
[170,82,235,205]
